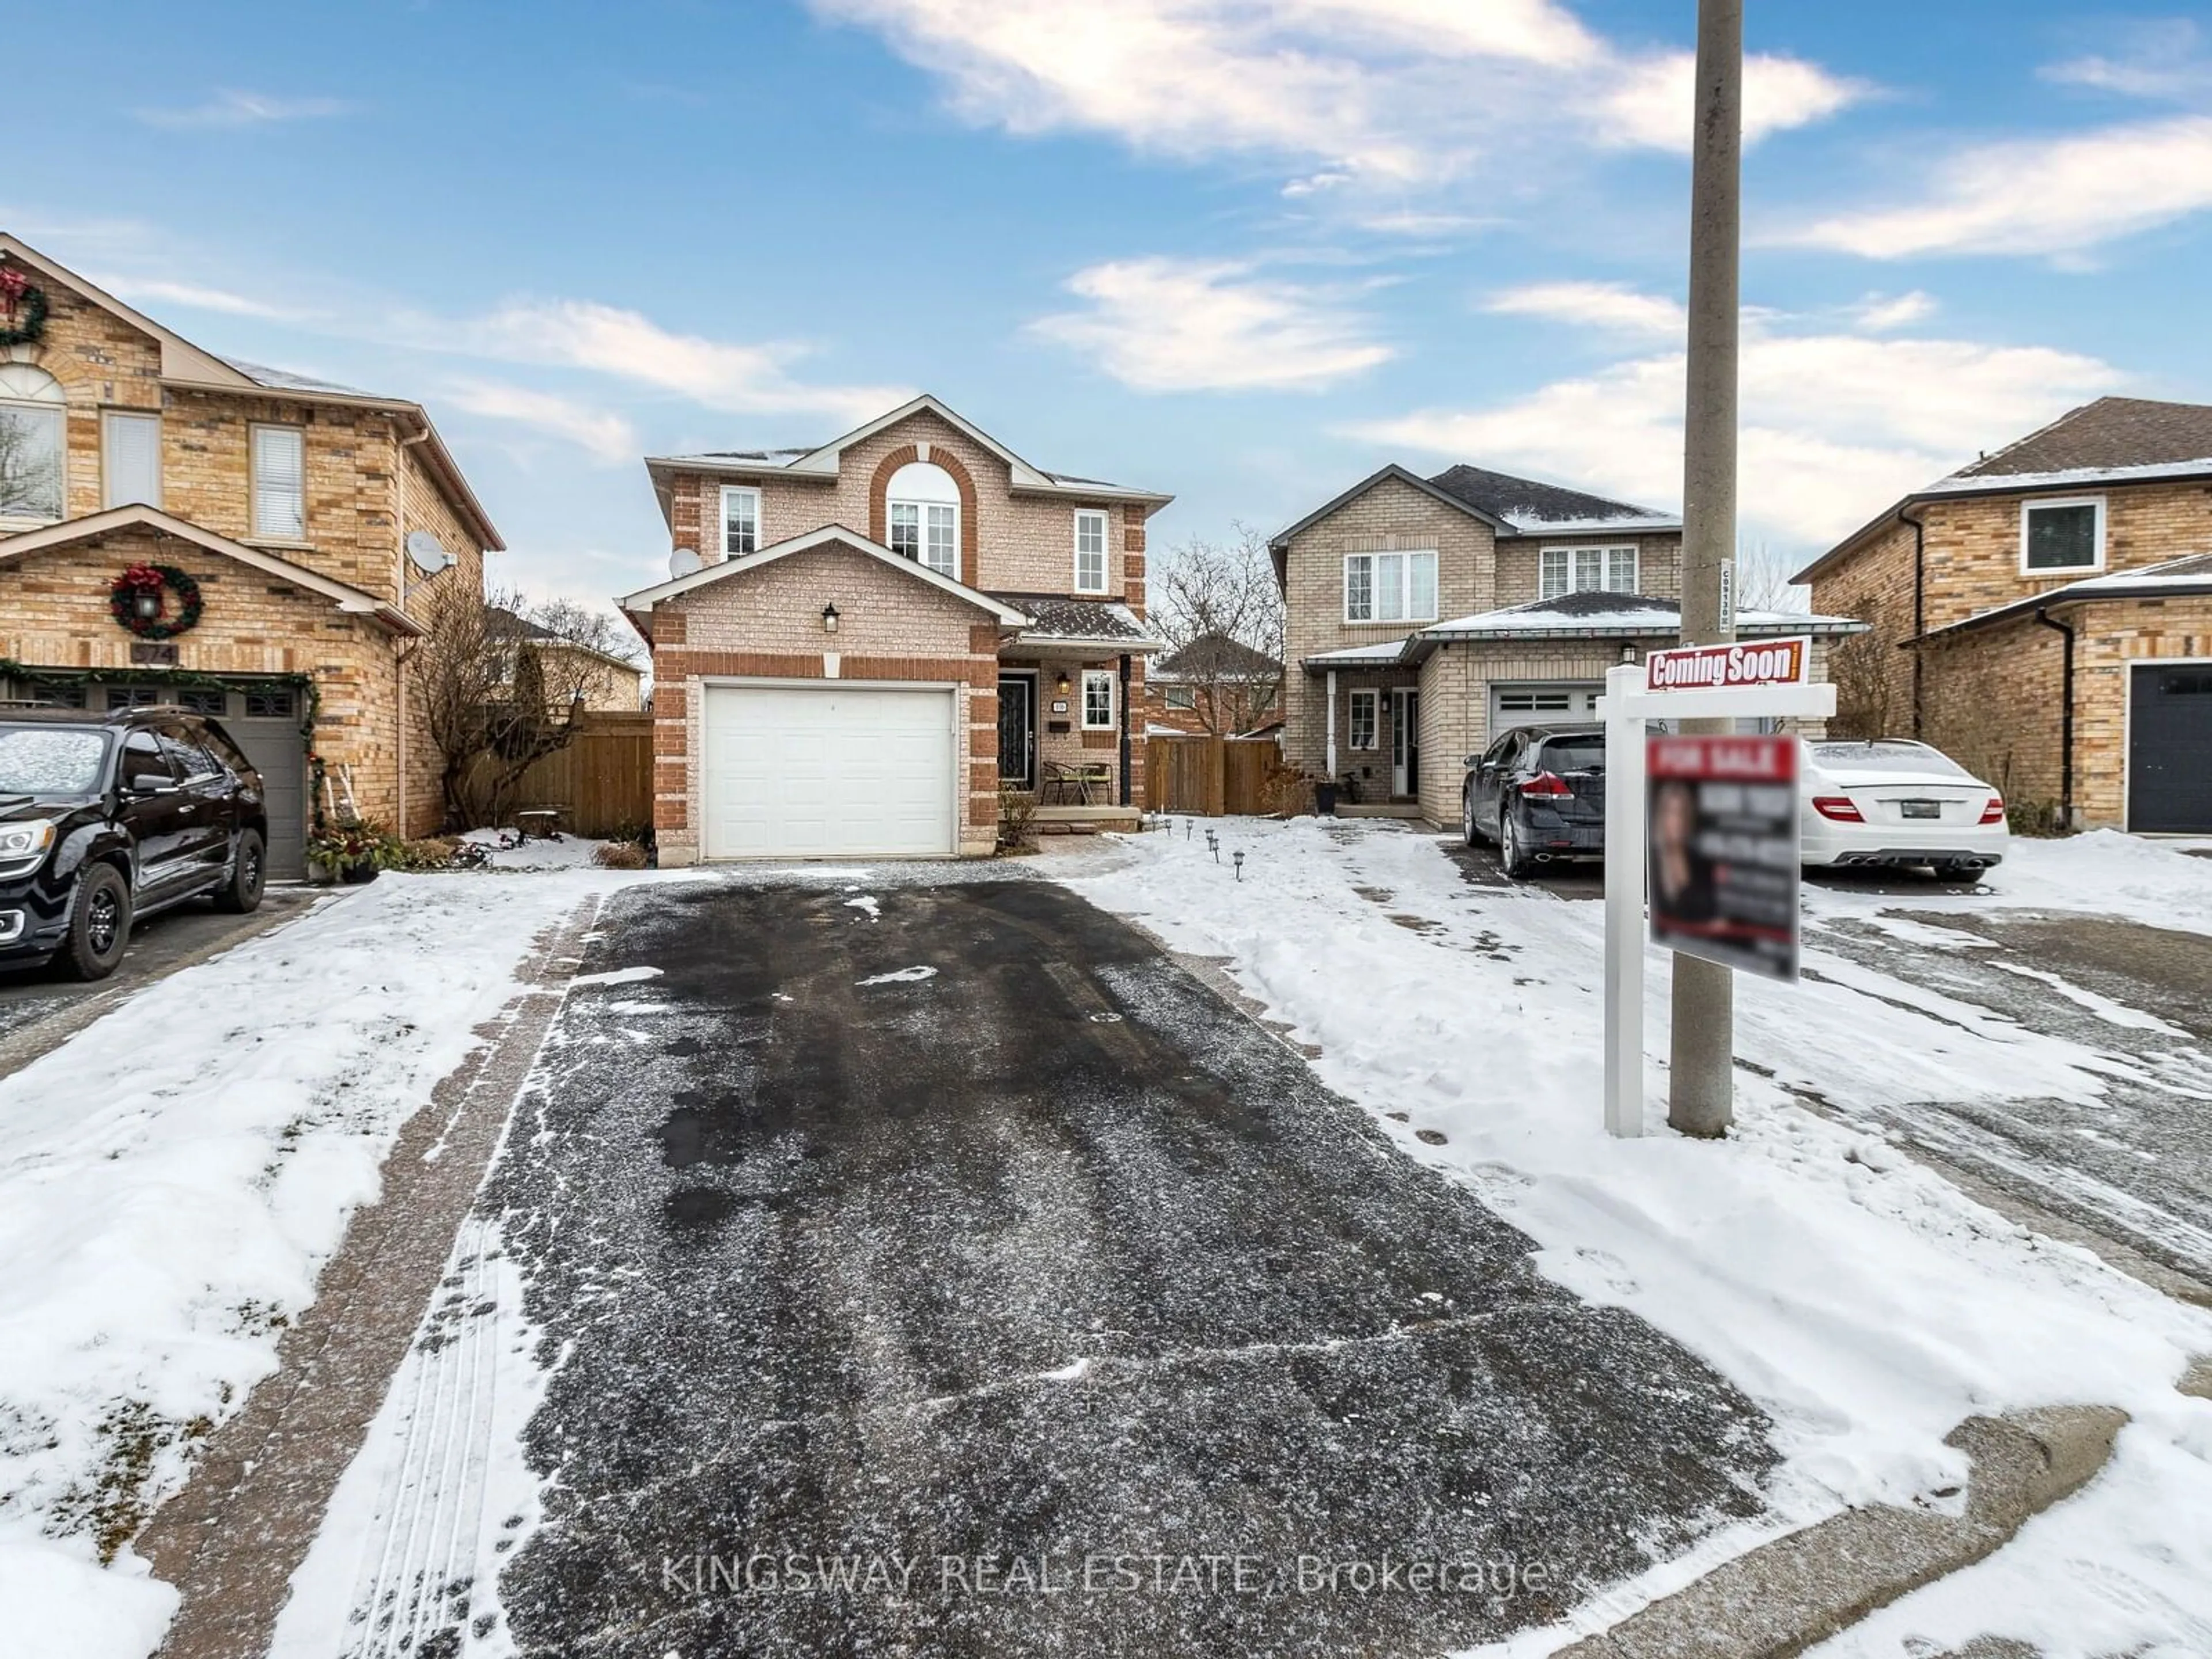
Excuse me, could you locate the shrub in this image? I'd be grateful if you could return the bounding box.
[378,835,465,872]
[997,786,1039,854]
[593,840,650,869]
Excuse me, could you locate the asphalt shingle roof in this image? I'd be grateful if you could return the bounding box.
[1425,464,1675,533]
[1948,397,2212,482]
[989,594,1152,642]
[1153,632,1281,678]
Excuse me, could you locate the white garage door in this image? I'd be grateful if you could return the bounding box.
[1488,681,1603,737]
[703,683,957,859]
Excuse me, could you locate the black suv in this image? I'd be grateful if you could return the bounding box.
[0,705,268,980]
[1461,723,1609,878]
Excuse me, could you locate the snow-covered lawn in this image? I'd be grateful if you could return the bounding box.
[457,827,613,870]
[0,868,656,1657]
[1054,823,2212,1656]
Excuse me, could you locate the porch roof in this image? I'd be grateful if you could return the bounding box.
[991,593,1163,656]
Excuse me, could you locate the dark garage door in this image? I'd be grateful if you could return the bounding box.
[2131,664,2212,832]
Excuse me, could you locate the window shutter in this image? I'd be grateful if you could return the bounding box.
[253,426,306,539]
[103,412,162,509]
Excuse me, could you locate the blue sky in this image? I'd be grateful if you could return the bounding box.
[9,0,2211,607]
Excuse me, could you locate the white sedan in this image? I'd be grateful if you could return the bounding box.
[1799,738,2009,876]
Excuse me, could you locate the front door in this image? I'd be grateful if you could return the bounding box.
[1391,689,1420,798]
[997,674,1036,790]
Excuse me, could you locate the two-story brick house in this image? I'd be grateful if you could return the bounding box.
[0,234,502,874]
[1273,463,1857,825]
[1797,397,2212,833]
[616,396,1171,861]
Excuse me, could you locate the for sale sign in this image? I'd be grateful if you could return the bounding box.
[1644,635,1810,692]
[1646,733,1801,982]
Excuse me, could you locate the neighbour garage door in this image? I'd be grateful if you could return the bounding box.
[703,683,957,859]
[2130,664,2212,832]
[1489,681,1603,737]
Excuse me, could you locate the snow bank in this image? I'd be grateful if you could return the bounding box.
[458,828,611,870]
[0,869,645,1658]
[1055,821,2212,1652]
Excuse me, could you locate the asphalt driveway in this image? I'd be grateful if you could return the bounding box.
[476,872,1775,1658]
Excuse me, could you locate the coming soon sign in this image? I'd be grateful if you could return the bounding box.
[1645,637,1809,692]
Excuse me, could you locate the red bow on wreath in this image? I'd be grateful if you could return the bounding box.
[117,562,166,605]
[0,267,26,319]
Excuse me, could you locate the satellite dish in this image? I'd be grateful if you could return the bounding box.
[669,547,704,578]
[406,530,454,574]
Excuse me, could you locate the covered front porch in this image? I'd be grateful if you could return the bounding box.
[1303,649,1425,809]
[991,594,1161,821]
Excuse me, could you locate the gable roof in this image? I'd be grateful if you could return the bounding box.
[0,505,427,635]
[1267,464,1511,573]
[0,233,502,553]
[1794,396,2212,585]
[642,394,1173,525]
[1425,464,1679,536]
[1153,632,1282,680]
[615,523,1032,634]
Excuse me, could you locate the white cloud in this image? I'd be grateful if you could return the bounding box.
[1849,290,1937,332]
[1349,291,2123,545]
[449,300,910,425]
[813,0,1861,193]
[1486,280,1686,337]
[1782,115,2212,259]
[2042,20,2211,102]
[93,275,302,320]
[442,381,639,464]
[1027,256,1393,392]
[135,90,351,130]
[1598,51,1866,152]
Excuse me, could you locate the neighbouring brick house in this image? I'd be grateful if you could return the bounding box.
[0,233,502,874]
[1142,632,1282,737]
[1274,463,1859,825]
[616,395,1171,861]
[1797,397,2212,832]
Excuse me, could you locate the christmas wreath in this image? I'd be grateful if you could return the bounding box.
[0,268,46,348]
[110,562,205,639]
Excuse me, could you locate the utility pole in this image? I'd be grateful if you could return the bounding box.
[1669,0,1743,1139]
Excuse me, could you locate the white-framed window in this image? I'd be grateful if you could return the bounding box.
[720,485,761,558]
[1074,508,1109,593]
[887,460,961,577]
[1539,544,1639,599]
[1082,669,1115,729]
[250,423,306,540]
[0,362,66,523]
[2020,496,2105,573]
[1343,550,1438,623]
[102,411,161,510]
[1347,688,1378,749]
[1164,684,1196,710]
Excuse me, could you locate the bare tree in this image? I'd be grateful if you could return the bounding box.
[0,409,63,520]
[1733,540,1802,615]
[408,584,642,829]
[1150,522,1286,734]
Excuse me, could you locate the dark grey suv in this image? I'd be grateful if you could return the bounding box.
[1460,724,1608,878]
[0,705,269,980]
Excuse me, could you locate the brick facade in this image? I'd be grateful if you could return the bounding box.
[0,251,498,844]
[1809,480,2212,827]
[1277,468,1683,816]
[641,403,1162,852]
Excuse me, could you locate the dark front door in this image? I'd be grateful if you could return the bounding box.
[997,675,1035,790]
[2131,664,2212,831]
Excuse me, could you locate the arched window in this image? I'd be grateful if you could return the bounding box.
[886,460,959,576]
[0,363,65,524]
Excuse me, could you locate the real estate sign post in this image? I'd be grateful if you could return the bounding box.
[1598,638,1832,1139]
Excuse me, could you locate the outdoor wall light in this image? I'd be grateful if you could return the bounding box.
[1056,669,1071,695]
[822,603,840,634]
[1620,643,1638,663]
[134,589,162,621]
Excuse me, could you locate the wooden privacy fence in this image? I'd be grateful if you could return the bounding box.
[471,711,653,837]
[1145,734,1291,816]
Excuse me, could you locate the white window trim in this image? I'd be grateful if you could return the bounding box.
[1540,544,1640,600]
[2018,494,2107,576]
[1347,687,1379,749]
[0,400,66,527]
[1073,508,1110,594]
[1081,668,1116,729]
[1162,684,1196,710]
[248,422,308,544]
[719,484,762,558]
[101,410,162,511]
[889,497,960,577]
[1342,549,1439,624]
